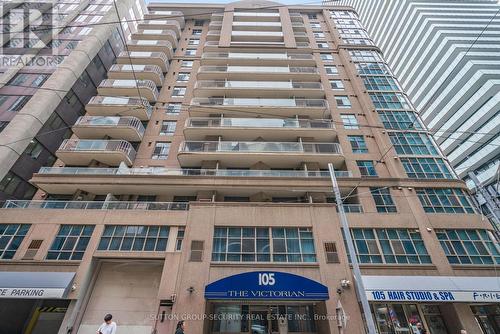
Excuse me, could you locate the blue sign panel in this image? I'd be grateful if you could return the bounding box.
[204,271,329,300]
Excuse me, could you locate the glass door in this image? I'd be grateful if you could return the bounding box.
[420,305,448,334]
[250,306,269,334]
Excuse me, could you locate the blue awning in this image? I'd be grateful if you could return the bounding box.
[0,272,75,299]
[205,271,329,300]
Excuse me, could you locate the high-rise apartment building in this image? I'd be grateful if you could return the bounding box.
[0,1,498,334]
[0,0,146,201]
[329,0,500,229]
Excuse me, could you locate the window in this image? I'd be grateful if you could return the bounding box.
[172,87,186,97]
[24,139,44,159]
[340,114,358,129]
[416,188,475,214]
[310,23,321,29]
[307,14,317,20]
[330,79,344,90]
[46,225,94,260]
[369,92,411,109]
[160,121,176,135]
[0,95,31,112]
[0,171,22,196]
[79,27,92,35]
[97,225,169,251]
[194,20,205,26]
[185,49,196,56]
[152,142,170,159]
[335,96,351,108]
[436,229,499,265]
[175,227,185,251]
[324,65,338,75]
[212,227,316,263]
[165,103,182,115]
[0,224,30,259]
[320,53,333,61]
[0,121,8,133]
[314,32,325,38]
[348,135,367,153]
[363,76,400,91]
[388,132,438,155]
[357,161,377,177]
[188,39,200,45]
[177,73,190,82]
[355,62,391,75]
[377,111,423,130]
[181,60,193,68]
[348,228,431,264]
[371,187,397,213]
[401,158,454,179]
[317,42,328,49]
[192,29,202,35]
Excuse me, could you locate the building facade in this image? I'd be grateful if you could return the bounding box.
[0,1,498,334]
[330,0,500,229]
[0,0,146,201]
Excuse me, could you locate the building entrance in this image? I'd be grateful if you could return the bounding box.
[210,303,318,334]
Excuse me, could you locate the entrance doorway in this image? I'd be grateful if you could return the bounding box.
[471,304,500,334]
[371,303,448,334]
[211,303,318,334]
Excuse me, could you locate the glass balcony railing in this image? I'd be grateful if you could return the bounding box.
[110,64,163,79]
[37,167,353,178]
[3,200,189,211]
[58,139,136,158]
[201,52,313,61]
[195,80,322,90]
[190,97,328,108]
[198,65,318,74]
[118,51,169,67]
[75,116,145,136]
[99,79,159,98]
[179,141,342,154]
[185,117,334,129]
[86,96,152,119]
[232,31,283,37]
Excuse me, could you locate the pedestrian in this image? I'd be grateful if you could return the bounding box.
[97,314,117,334]
[416,322,427,334]
[175,320,186,334]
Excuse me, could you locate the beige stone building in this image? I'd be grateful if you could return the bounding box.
[0,1,498,334]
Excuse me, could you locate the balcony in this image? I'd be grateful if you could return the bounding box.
[200,52,316,66]
[72,116,145,142]
[56,139,136,166]
[232,21,282,31]
[194,80,323,98]
[144,10,185,26]
[137,20,181,37]
[131,29,178,46]
[294,32,309,42]
[85,96,152,121]
[206,30,221,41]
[197,65,320,80]
[189,97,329,118]
[108,64,164,86]
[116,51,169,72]
[97,79,158,102]
[3,200,188,211]
[178,141,343,168]
[231,31,284,42]
[127,40,174,59]
[233,11,281,22]
[289,12,304,22]
[292,22,306,32]
[184,117,336,141]
[210,13,223,21]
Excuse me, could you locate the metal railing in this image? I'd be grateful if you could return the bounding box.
[75,116,145,136]
[135,29,177,42]
[185,117,334,129]
[179,141,342,154]
[58,139,136,161]
[138,19,181,30]
[194,80,322,90]
[198,65,318,74]
[190,97,328,108]
[127,40,174,55]
[118,51,169,66]
[37,167,352,178]
[3,200,189,210]
[86,96,152,118]
[110,64,164,79]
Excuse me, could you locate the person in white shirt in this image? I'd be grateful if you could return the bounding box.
[97,314,117,334]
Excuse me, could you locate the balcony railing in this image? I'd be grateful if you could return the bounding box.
[75,116,145,136]
[118,51,169,69]
[98,79,159,99]
[134,29,177,42]
[110,64,163,78]
[3,200,189,211]
[127,40,174,57]
[185,117,334,129]
[190,97,328,108]
[37,167,353,178]
[58,139,136,158]
[86,96,152,119]
[179,141,342,154]
[198,65,318,74]
[201,52,313,61]
[195,80,322,90]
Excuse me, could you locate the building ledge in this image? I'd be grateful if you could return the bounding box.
[210,262,320,268]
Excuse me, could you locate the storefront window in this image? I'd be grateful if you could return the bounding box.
[212,227,316,262]
[471,305,500,334]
